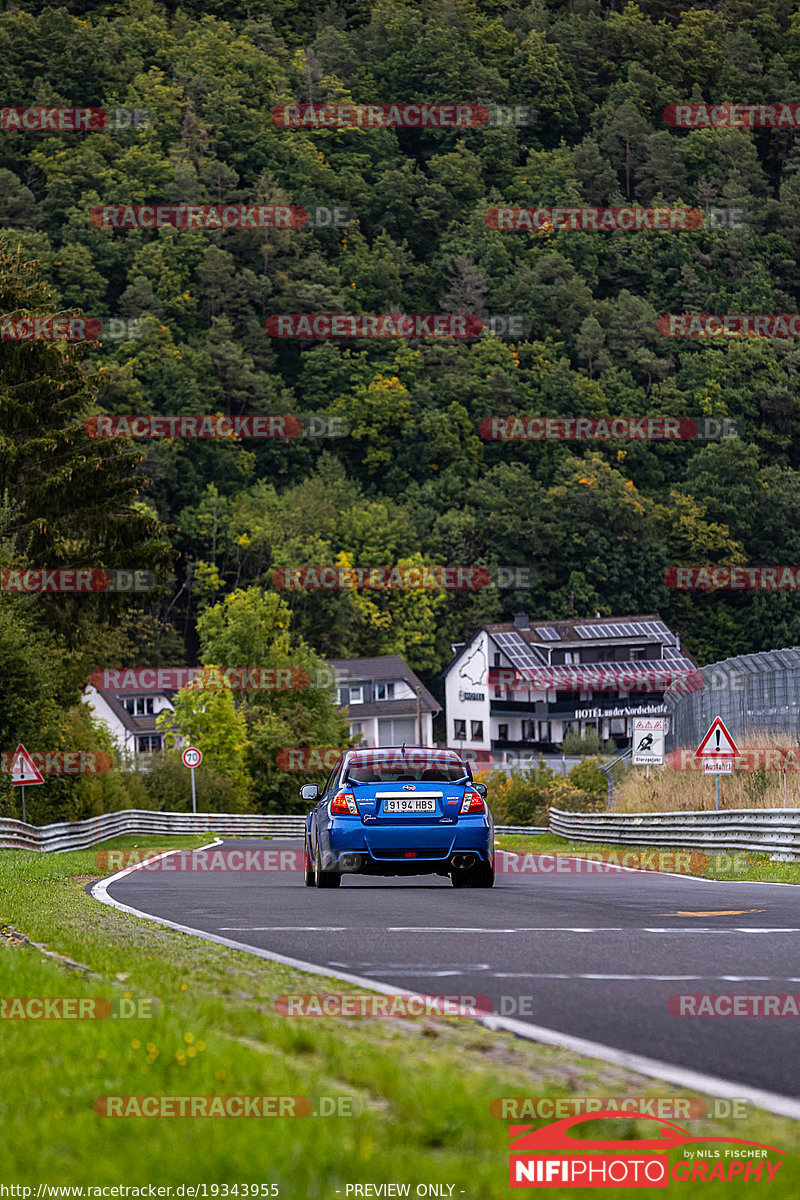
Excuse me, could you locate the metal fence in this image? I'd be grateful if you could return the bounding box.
[549,806,800,860]
[0,810,546,853]
[665,646,800,751]
[0,810,308,853]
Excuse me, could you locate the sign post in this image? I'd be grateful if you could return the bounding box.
[632,718,666,777]
[181,746,203,814]
[695,717,740,811]
[9,743,45,823]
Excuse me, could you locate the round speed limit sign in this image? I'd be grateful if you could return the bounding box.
[182,746,203,768]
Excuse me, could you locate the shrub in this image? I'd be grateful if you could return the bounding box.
[140,751,254,812]
[568,756,608,800]
[560,730,617,755]
[480,763,555,827]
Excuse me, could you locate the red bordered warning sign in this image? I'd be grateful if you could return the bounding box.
[9,744,45,786]
[695,717,741,759]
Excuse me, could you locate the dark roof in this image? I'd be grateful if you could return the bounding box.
[447,613,692,674]
[483,613,669,642]
[87,687,176,734]
[327,655,440,714]
[342,697,439,719]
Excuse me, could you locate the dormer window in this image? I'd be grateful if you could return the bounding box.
[375,682,395,701]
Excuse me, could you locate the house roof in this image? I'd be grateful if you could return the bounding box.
[327,655,440,714]
[447,613,694,675]
[86,687,175,735]
[483,613,674,643]
[343,697,439,719]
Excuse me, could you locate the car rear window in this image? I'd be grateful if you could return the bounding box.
[345,751,468,785]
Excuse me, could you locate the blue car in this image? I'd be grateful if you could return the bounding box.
[302,746,494,888]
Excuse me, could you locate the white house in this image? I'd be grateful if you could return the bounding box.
[82,683,175,762]
[444,612,694,761]
[329,656,440,747]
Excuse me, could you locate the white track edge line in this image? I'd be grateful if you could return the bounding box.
[495,847,800,888]
[89,843,800,1123]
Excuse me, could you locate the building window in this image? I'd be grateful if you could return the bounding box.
[470,720,483,740]
[377,717,415,744]
[454,719,466,740]
[521,720,536,741]
[375,682,395,701]
[349,685,364,704]
[564,651,580,664]
[135,697,154,716]
[137,735,161,753]
[493,652,501,666]
[498,723,508,741]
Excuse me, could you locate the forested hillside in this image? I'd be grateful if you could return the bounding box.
[3,0,800,811]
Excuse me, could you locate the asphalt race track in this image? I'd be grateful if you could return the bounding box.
[99,838,800,1104]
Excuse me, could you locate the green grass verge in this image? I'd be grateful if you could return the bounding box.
[0,834,798,1196]
[495,833,800,884]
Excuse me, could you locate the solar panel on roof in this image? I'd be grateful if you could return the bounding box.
[535,627,560,641]
[493,631,547,667]
[575,620,672,640]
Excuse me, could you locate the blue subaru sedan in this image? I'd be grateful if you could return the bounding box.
[302,746,494,888]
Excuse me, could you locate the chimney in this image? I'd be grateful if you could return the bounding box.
[513,612,530,631]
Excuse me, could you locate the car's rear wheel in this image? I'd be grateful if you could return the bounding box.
[314,838,341,888]
[304,841,315,886]
[451,860,494,888]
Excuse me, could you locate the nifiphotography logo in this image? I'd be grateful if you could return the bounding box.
[508,1111,784,1187]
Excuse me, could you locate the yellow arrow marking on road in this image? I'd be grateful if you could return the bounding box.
[657,909,766,917]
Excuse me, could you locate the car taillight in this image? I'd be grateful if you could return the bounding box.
[460,790,485,814]
[330,792,359,815]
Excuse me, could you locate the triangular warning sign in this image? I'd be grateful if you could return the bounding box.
[695,717,740,758]
[9,744,44,785]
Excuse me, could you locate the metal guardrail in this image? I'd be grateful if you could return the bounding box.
[494,825,548,836]
[549,807,800,861]
[0,810,546,853]
[0,810,307,852]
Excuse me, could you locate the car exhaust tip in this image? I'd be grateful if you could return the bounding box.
[340,853,363,872]
[451,852,477,870]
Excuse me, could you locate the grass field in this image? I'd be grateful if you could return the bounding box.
[495,832,800,885]
[1,833,798,1197]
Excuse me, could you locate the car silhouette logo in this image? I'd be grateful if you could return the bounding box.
[403,784,415,791]
[509,1112,783,1156]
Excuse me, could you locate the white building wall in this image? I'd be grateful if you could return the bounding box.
[82,688,129,755]
[445,631,492,753]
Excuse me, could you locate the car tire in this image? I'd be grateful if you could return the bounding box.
[304,841,315,886]
[314,838,341,889]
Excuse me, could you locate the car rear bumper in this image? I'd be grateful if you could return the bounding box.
[322,817,492,872]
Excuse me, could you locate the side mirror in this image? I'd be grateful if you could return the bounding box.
[474,782,487,799]
[300,783,319,801]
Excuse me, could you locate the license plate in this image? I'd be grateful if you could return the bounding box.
[382,797,437,813]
